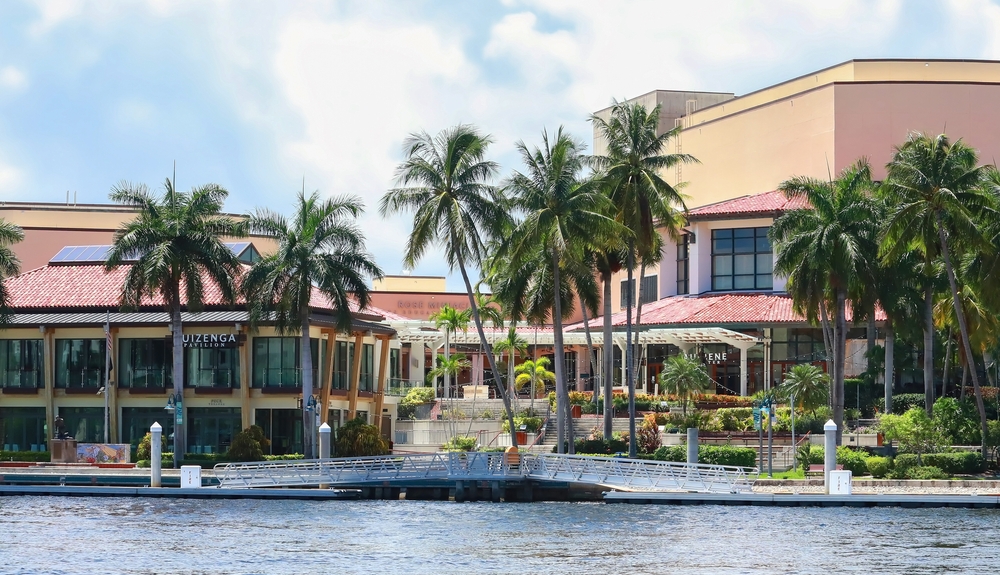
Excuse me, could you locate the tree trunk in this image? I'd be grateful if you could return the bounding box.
[171,299,184,467]
[834,287,847,445]
[866,309,876,371]
[820,300,834,387]
[625,241,637,458]
[942,328,953,399]
[602,271,613,439]
[580,297,598,401]
[937,216,989,460]
[884,320,894,415]
[300,314,315,459]
[923,273,935,415]
[960,354,968,402]
[551,251,570,454]
[456,253,518,449]
[631,263,647,394]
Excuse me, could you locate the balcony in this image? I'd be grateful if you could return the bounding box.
[0,370,43,394]
[57,369,105,393]
[121,368,170,393]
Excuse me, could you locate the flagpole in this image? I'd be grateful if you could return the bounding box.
[104,311,111,444]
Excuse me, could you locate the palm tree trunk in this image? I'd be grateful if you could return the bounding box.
[455,253,518,449]
[625,241,637,458]
[171,298,184,467]
[820,300,834,384]
[937,217,989,458]
[300,314,315,459]
[960,348,968,402]
[942,328,953,398]
[580,296,598,401]
[551,251,571,454]
[884,320,894,414]
[923,269,935,415]
[631,263,647,394]
[834,287,847,445]
[602,271,613,439]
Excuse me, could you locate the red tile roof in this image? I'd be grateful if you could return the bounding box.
[567,292,885,329]
[4,263,395,321]
[686,190,809,220]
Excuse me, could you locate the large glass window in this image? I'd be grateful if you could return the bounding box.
[620,275,659,308]
[390,348,401,380]
[55,339,106,389]
[677,234,690,295]
[360,343,375,392]
[187,407,241,455]
[711,227,772,291]
[59,407,104,442]
[186,347,240,388]
[770,328,826,363]
[0,407,47,452]
[251,337,319,389]
[255,408,303,455]
[122,407,174,450]
[0,339,44,389]
[119,338,171,389]
[333,341,353,390]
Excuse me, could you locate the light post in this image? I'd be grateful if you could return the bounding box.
[164,392,183,469]
[302,394,320,459]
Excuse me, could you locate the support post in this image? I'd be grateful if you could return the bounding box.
[318,422,331,460]
[347,331,364,420]
[767,403,774,477]
[824,419,837,494]
[150,422,162,488]
[374,336,391,432]
[686,428,698,464]
[239,327,251,430]
[320,329,335,424]
[739,344,749,396]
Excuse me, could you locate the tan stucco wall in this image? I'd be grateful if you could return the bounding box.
[372,275,447,293]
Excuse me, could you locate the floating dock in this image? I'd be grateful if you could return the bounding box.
[0,484,362,500]
[603,490,1000,508]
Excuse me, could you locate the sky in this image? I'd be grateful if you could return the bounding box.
[2,0,1000,289]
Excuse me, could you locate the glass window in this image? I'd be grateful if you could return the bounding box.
[0,407,47,452]
[0,339,44,389]
[119,339,172,389]
[56,339,106,389]
[360,343,375,392]
[333,341,352,390]
[59,407,104,443]
[251,338,319,389]
[620,276,658,307]
[390,348,401,380]
[712,227,772,291]
[188,407,242,455]
[676,234,689,295]
[186,347,240,388]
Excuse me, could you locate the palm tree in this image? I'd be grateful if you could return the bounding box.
[504,127,621,454]
[883,133,997,454]
[429,352,473,418]
[779,364,830,414]
[241,191,383,459]
[106,178,244,465]
[493,327,528,406]
[515,357,556,412]
[593,247,623,439]
[429,304,471,400]
[379,124,520,446]
[769,159,878,444]
[0,218,24,324]
[658,355,712,416]
[590,101,695,457]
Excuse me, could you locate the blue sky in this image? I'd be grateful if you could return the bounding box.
[1,0,999,288]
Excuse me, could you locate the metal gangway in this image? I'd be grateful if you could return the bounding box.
[214,453,755,494]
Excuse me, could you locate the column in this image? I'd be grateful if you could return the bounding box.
[763,328,772,392]
[109,327,120,443]
[319,329,336,425]
[239,327,251,430]
[413,342,426,383]
[347,331,364,420]
[374,336,390,432]
[42,327,55,447]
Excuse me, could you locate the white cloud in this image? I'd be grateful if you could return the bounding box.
[0,66,27,91]
[0,160,23,193]
[27,0,83,35]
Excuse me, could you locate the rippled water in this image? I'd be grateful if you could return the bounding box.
[2,497,1000,574]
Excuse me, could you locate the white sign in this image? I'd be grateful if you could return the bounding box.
[182,333,240,348]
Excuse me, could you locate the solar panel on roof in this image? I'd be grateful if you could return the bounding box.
[78,246,100,261]
[48,245,117,264]
[91,246,110,261]
[226,242,249,254]
[49,247,74,263]
[65,246,88,260]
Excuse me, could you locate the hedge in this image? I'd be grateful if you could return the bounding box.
[651,445,757,468]
[0,450,51,462]
[895,452,983,475]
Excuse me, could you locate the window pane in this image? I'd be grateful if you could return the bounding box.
[713,255,732,275]
[734,275,755,289]
[734,254,754,275]
[756,234,771,253]
[756,273,773,290]
[712,236,732,254]
[756,253,773,274]
[713,276,732,290]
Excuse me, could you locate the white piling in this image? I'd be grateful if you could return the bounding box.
[150,422,162,488]
[319,423,332,460]
[686,428,698,464]
[824,419,837,494]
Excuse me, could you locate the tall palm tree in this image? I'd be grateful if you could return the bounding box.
[106,178,244,464]
[504,127,621,454]
[379,124,520,445]
[883,133,997,454]
[593,247,623,438]
[493,327,528,406]
[430,304,470,400]
[0,218,24,324]
[590,101,695,457]
[659,355,712,416]
[769,159,878,444]
[241,191,383,459]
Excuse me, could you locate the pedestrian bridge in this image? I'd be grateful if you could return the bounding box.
[214,453,756,494]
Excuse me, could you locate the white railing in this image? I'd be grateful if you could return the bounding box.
[215,452,756,494]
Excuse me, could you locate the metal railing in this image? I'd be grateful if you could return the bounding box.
[215,452,756,494]
[385,379,427,397]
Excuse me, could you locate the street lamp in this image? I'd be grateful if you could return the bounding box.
[164,392,183,468]
[301,394,320,458]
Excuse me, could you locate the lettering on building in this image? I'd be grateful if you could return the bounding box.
[180,333,243,348]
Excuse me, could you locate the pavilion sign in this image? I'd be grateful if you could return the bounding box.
[175,333,245,348]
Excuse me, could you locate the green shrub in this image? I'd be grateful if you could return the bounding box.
[699,445,757,468]
[264,454,305,461]
[0,450,51,462]
[226,425,269,462]
[874,393,925,414]
[932,398,981,446]
[399,387,436,419]
[716,407,754,431]
[909,466,948,480]
[866,456,891,478]
[921,452,984,475]
[636,421,661,454]
[502,416,542,433]
[836,446,868,476]
[794,407,834,434]
[573,437,628,454]
[335,417,390,457]
[581,402,597,415]
[891,453,919,478]
[136,431,168,461]
[442,435,478,452]
[797,444,824,470]
[652,445,687,462]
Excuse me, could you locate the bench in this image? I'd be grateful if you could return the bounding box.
[806,464,843,476]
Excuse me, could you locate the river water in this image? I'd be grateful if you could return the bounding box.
[2,497,999,574]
